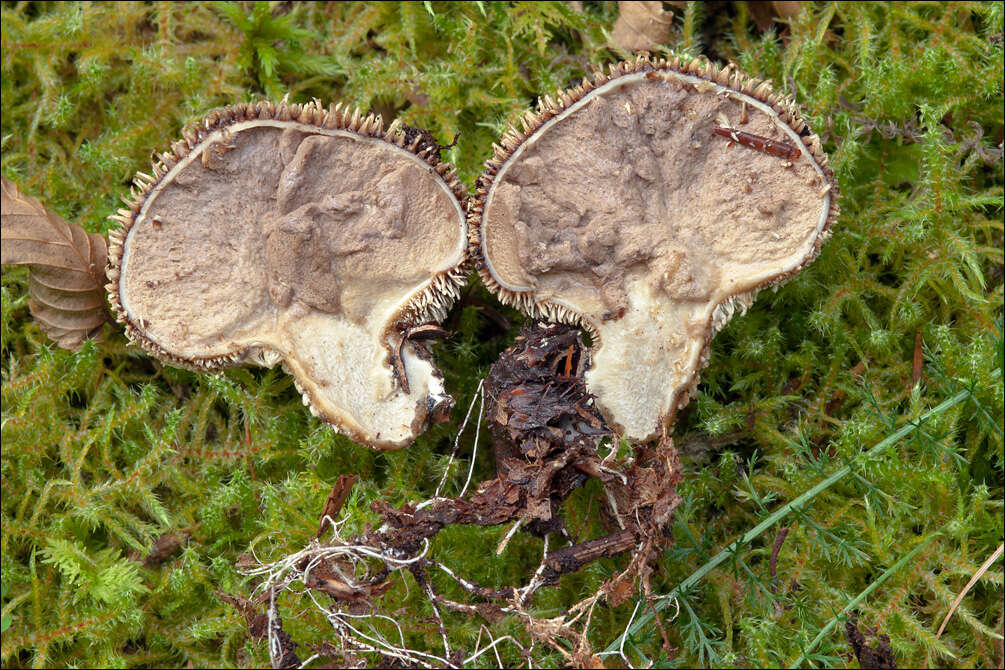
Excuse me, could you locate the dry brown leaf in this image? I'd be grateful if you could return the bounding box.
[216,590,270,641]
[845,615,897,670]
[1,176,109,349]
[749,1,805,31]
[772,1,804,18]
[610,1,673,53]
[317,474,358,538]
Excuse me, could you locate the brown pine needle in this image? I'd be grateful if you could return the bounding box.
[936,542,1005,639]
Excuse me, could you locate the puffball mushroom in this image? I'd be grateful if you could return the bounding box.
[107,100,468,449]
[471,55,839,443]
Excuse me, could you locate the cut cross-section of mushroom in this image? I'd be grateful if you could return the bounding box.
[107,100,468,449]
[472,55,839,443]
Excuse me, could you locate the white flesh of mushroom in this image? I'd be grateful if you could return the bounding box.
[113,117,466,449]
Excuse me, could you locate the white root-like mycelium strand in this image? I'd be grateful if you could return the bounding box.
[471,55,839,443]
[108,100,468,449]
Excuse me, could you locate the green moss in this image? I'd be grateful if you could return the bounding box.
[2,2,1002,667]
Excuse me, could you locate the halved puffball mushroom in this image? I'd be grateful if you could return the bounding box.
[107,100,468,449]
[471,55,839,443]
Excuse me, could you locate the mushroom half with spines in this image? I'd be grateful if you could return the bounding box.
[471,55,839,443]
[107,99,469,449]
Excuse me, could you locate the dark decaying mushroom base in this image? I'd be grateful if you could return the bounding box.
[472,55,839,443]
[369,320,683,602]
[107,100,469,449]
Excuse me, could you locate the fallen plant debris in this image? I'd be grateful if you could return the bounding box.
[845,614,897,669]
[748,1,805,32]
[134,531,190,568]
[0,176,109,349]
[609,1,674,53]
[227,321,684,668]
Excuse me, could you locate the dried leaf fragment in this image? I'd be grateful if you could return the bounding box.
[317,474,358,538]
[845,614,897,669]
[749,1,805,31]
[141,531,189,567]
[1,176,109,349]
[217,589,300,667]
[610,1,673,52]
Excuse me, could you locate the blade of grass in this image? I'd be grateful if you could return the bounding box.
[603,385,980,654]
[789,531,940,668]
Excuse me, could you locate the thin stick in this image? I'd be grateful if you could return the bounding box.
[458,384,485,498]
[936,541,1004,638]
[435,379,484,498]
[497,517,525,555]
[425,582,451,659]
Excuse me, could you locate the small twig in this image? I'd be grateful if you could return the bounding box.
[424,582,451,659]
[936,542,1004,638]
[647,596,672,657]
[435,379,484,498]
[604,486,626,530]
[496,517,526,555]
[458,385,485,499]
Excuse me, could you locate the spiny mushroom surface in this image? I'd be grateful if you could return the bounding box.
[108,100,468,449]
[472,56,838,443]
